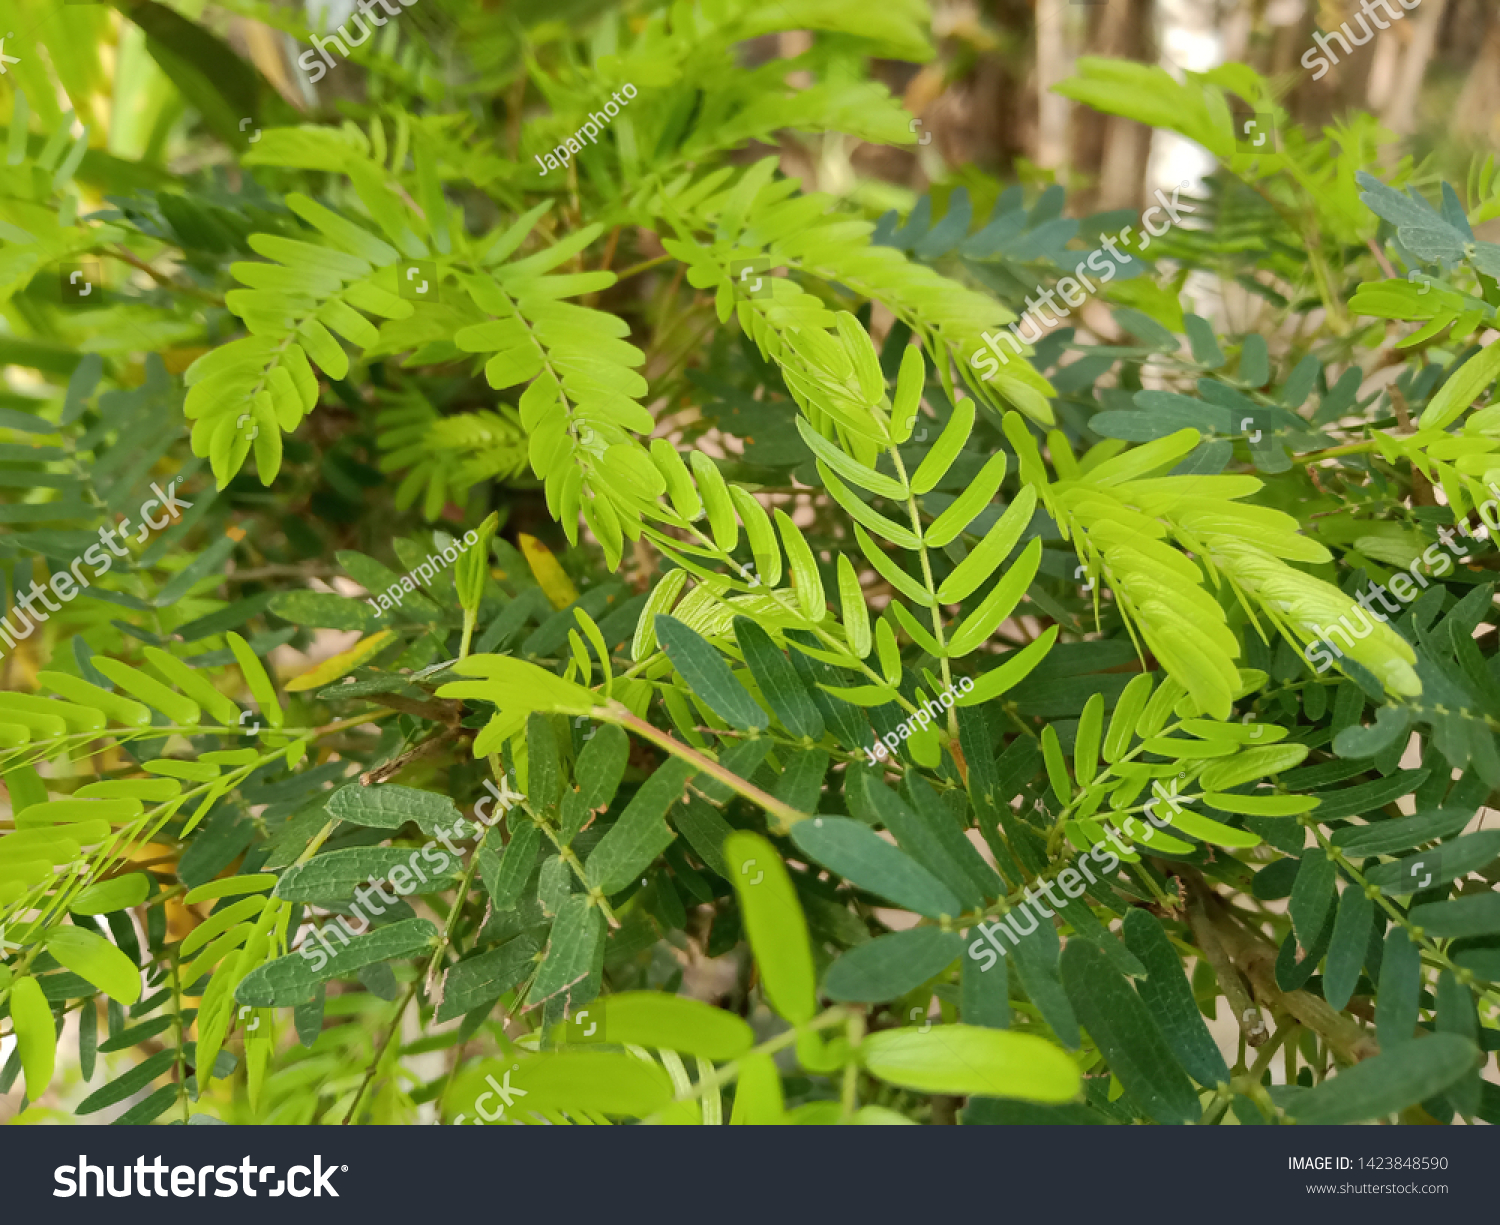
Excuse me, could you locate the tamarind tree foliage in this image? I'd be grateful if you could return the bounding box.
[1,0,1499,1127]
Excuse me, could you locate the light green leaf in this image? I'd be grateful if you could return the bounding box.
[440,655,600,718]
[955,625,1059,706]
[911,399,974,495]
[571,992,755,1060]
[795,417,907,499]
[453,1052,673,1120]
[924,452,1007,548]
[947,537,1042,657]
[69,874,152,915]
[935,486,1037,603]
[1197,744,1308,791]
[1420,339,1500,429]
[45,926,141,1005]
[859,1025,1080,1101]
[726,831,817,1023]
[775,510,828,621]
[11,977,56,1100]
[837,555,873,659]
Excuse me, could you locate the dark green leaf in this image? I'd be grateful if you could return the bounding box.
[823,929,963,1002]
[112,1084,179,1125]
[1060,940,1200,1124]
[76,1049,177,1115]
[791,816,962,918]
[275,846,460,902]
[1291,1033,1480,1124]
[1007,919,1079,1049]
[1122,910,1229,1087]
[1410,892,1500,939]
[1323,885,1374,1012]
[481,819,540,911]
[527,713,562,810]
[435,933,544,1023]
[1375,928,1422,1049]
[733,617,824,740]
[268,590,372,631]
[1332,808,1475,857]
[656,615,768,732]
[235,919,439,1006]
[1288,848,1337,953]
[858,773,984,909]
[1367,832,1500,895]
[1435,970,1481,1118]
[961,932,1009,1028]
[586,758,694,896]
[575,724,629,811]
[528,896,604,1013]
[673,797,734,879]
[324,783,462,838]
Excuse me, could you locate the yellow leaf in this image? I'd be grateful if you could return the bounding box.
[285,631,396,692]
[520,533,580,610]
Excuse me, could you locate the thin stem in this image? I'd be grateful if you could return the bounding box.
[614,253,673,281]
[171,957,190,1123]
[1296,440,1382,464]
[607,706,809,833]
[888,444,959,745]
[342,981,418,1125]
[839,1009,865,1121]
[642,1007,852,1121]
[460,608,477,660]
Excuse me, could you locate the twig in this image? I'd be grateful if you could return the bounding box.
[110,246,223,305]
[1187,870,1378,1064]
[614,253,672,281]
[1366,237,1398,280]
[606,705,810,833]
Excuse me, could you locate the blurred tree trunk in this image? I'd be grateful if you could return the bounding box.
[1381,0,1450,135]
[1035,0,1071,173]
[1076,0,1156,210]
[1453,7,1500,145]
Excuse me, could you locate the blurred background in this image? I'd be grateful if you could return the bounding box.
[1,0,1497,1123]
[288,0,1500,201]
